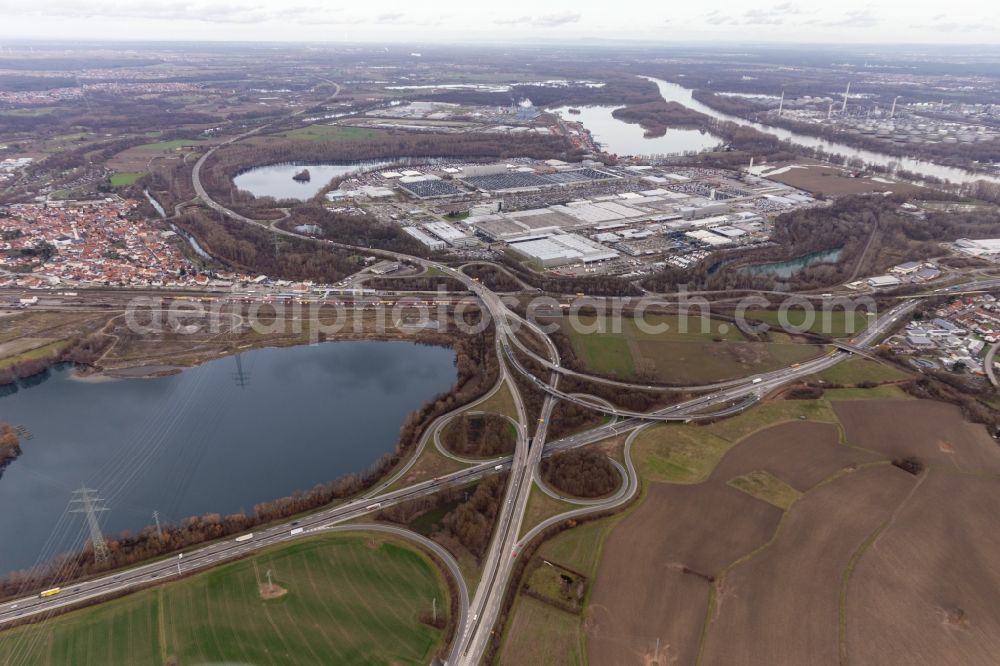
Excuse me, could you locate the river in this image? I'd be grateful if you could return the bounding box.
[550,105,722,156]
[143,189,212,260]
[643,77,1000,186]
[0,341,456,575]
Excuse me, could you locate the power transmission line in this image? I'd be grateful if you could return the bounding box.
[69,486,110,564]
[233,353,250,388]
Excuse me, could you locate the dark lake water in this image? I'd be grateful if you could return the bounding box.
[0,341,456,575]
[232,161,389,201]
[551,105,722,156]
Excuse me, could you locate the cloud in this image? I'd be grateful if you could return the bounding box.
[493,11,581,28]
[532,11,581,28]
[494,16,530,26]
[742,9,786,25]
[914,14,994,32]
[704,10,738,26]
[0,0,276,24]
[374,12,407,25]
[823,10,880,28]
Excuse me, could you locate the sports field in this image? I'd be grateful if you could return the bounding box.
[0,533,450,666]
[560,314,823,384]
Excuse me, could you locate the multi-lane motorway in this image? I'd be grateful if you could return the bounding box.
[0,287,917,664]
[0,72,956,663]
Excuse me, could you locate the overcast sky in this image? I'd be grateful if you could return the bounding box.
[0,0,997,44]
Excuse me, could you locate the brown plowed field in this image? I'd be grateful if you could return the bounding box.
[586,481,783,666]
[586,401,1000,666]
[846,470,1000,665]
[834,399,1000,475]
[586,420,886,666]
[701,464,916,666]
[710,420,879,491]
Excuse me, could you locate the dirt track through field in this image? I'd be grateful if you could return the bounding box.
[587,420,869,666]
[701,464,915,665]
[846,468,1000,665]
[586,481,782,666]
[586,400,1000,666]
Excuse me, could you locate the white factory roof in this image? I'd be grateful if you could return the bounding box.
[868,275,903,287]
[400,170,423,177]
[403,226,444,247]
[424,220,471,242]
[511,233,618,263]
[956,238,1000,255]
[687,215,731,228]
[686,230,733,246]
[399,174,441,183]
[380,171,403,179]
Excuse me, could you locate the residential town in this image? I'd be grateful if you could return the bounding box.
[0,197,216,287]
[891,293,1000,375]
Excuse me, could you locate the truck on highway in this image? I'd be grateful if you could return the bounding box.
[752,378,763,384]
[366,502,382,511]
[290,527,304,536]
[235,533,253,543]
[39,588,61,598]
[494,464,503,471]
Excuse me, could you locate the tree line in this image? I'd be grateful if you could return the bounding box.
[540,449,620,498]
[440,414,516,458]
[378,474,509,564]
[461,264,522,292]
[0,423,20,480]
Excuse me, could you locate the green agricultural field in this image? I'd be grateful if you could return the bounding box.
[110,172,142,187]
[814,358,910,385]
[0,533,450,666]
[728,470,802,509]
[474,380,521,421]
[635,399,839,483]
[634,425,732,483]
[500,515,623,666]
[743,308,871,338]
[0,340,70,371]
[573,332,635,376]
[560,314,822,384]
[281,125,385,143]
[134,138,204,152]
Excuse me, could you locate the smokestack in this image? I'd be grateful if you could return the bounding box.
[890,96,898,118]
[828,103,834,120]
[777,90,785,117]
[842,82,851,113]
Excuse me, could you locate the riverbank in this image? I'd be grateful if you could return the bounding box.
[642,76,1000,186]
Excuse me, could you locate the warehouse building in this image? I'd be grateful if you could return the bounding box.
[423,221,477,247]
[955,238,1000,257]
[509,234,619,268]
[403,226,446,251]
